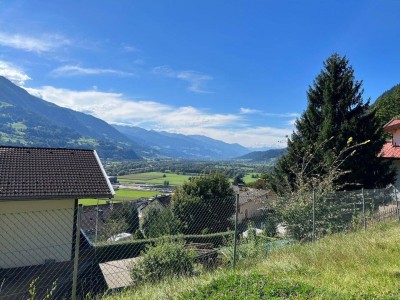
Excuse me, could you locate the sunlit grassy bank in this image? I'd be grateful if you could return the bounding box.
[102,220,400,299]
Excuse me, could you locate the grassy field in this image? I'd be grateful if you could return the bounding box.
[243,172,260,184]
[103,220,400,299]
[119,172,193,186]
[79,189,160,206]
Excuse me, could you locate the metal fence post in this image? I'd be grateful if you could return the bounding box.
[312,189,315,242]
[395,187,399,221]
[362,188,366,232]
[72,205,82,300]
[95,199,99,243]
[233,193,239,268]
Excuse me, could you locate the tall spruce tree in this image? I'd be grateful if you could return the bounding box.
[273,53,395,191]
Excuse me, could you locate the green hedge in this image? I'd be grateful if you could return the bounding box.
[94,231,234,263]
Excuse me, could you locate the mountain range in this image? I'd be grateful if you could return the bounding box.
[235,148,287,163]
[113,125,249,159]
[0,76,254,160]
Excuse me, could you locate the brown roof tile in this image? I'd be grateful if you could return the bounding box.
[0,146,114,200]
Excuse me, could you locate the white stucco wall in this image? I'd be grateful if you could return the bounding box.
[0,199,75,269]
[237,201,264,223]
[393,129,400,146]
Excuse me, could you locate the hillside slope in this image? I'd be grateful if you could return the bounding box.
[0,76,141,159]
[236,148,286,163]
[372,83,400,126]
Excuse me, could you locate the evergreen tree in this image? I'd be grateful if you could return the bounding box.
[273,53,395,191]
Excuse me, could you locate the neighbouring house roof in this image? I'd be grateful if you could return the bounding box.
[378,142,400,159]
[0,146,115,200]
[232,186,271,204]
[383,119,400,133]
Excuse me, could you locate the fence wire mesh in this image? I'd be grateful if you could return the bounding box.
[0,185,398,299]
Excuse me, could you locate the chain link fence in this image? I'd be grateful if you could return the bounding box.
[0,185,398,299]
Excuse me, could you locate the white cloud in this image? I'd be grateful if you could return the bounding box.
[23,86,236,127]
[0,31,70,53]
[166,126,291,148]
[122,45,139,53]
[24,85,294,148]
[0,60,31,85]
[240,107,299,118]
[240,107,262,114]
[51,65,134,77]
[153,65,213,93]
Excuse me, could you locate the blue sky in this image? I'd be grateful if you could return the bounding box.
[0,0,399,148]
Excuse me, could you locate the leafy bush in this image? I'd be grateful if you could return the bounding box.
[94,231,234,263]
[220,223,268,265]
[171,173,235,234]
[130,239,195,285]
[140,207,179,238]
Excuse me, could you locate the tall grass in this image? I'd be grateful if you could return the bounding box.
[259,221,400,298]
[102,220,400,299]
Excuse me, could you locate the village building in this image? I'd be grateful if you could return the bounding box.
[232,185,275,223]
[378,119,400,189]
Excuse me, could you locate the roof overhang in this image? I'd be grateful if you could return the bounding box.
[0,194,114,201]
[383,119,400,133]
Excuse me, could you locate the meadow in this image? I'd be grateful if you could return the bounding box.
[243,172,259,184]
[80,171,259,206]
[119,172,193,186]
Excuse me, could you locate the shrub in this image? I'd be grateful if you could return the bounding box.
[130,239,195,285]
[94,231,234,263]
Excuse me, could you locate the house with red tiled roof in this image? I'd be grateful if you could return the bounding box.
[378,119,400,188]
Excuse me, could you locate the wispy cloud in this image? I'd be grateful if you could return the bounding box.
[51,65,134,77]
[170,126,291,148]
[240,107,262,114]
[0,31,70,53]
[153,65,213,93]
[240,107,299,118]
[121,45,139,53]
[24,85,293,148]
[0,60,31,85]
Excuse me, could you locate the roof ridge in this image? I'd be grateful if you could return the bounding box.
[0,145,94,152]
